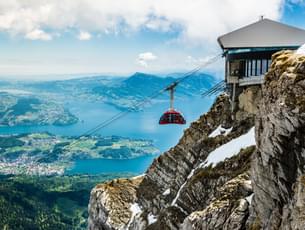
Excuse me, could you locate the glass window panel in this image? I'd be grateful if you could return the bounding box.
[251,60,256,76]
[262,59,267,74]
[267,59,272,69]
[256,60,261,75]
[248,60,251,77]
[230,61,241,76]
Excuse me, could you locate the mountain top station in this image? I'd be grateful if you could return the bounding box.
[218,17,305,110]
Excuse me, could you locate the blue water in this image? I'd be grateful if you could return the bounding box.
[0,96,214,174]
[67,155,157,174]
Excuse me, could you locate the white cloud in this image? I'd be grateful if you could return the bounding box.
[0,0,285,44]
[186,55,211,66]
[25,29,52,41]
[78,31,92,40]
[136,52,157,67]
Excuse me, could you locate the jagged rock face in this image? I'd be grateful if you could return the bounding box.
[129,94,255,229]
[88,93,256,230]
[181,173,251,230]
[236,86,262,121]
[175,146,254,215]
[251,51,305,229]
[88,177,143,230]
[165,147,255,230]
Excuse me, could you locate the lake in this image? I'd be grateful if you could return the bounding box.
[0,95,214,174]
[66,155,157,174]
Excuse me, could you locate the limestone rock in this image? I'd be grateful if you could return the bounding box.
[236,86,262,121]
[88,176,143,230]
[251,51,305,229]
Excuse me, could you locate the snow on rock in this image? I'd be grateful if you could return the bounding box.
[246,193,254,205]
[296,43,305,55]
[162,188,171,196]
[206,127,255,166]
[132,174,145,180]
[171,127,255,207]
[130,203,141,215]
[171,162,206,206]
[147,213,158,225]
[126,203,142,228]
[208,125,232,138]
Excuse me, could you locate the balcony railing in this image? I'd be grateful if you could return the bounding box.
[239,75,264,86]
[227,75,264,86]
[227,76,239,84]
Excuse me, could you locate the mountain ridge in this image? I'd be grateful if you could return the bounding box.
[0,72,216,111]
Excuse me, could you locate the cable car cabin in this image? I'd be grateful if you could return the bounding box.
[159,109,186,125]
[159,83,186,125]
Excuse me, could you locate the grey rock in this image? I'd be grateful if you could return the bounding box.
[250,51,305,229]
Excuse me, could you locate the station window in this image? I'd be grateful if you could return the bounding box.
[262,59,268,74]
[229,61,241,76]
[245,59,272,77]
[267,59,272,68]
[251,60,256,76]
[256,59,261,75]
[247,60,251,77]
[231,58,272,78]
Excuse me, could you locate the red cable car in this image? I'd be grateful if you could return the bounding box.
[159,83,186,125]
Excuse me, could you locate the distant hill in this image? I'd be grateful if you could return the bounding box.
[22,75,123,94]
[0,93,78,127]
[92,72,216,110]
[1,72,216,110]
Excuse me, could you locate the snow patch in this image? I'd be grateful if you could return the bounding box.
[171,160,206,207]
[126,203,142,228]
[246,194,254,205]
[130,203,141,215]
[206,127,255,166]
[209,125,232,138]
[162,188,170,196]
[171,127,255,208]
[296,43,305,55]
[132,174,145,180]
[147,213,157,225]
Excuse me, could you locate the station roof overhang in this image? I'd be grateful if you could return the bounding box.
[218,19,305,51]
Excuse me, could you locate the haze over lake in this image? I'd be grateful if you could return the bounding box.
[0,75,215,174]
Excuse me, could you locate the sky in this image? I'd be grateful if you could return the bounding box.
[0,0,304,79]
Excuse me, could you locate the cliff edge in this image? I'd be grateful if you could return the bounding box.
[251,50,305,229]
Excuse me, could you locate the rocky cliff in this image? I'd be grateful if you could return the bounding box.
[88,50,305,230]
[250,50,305,229]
